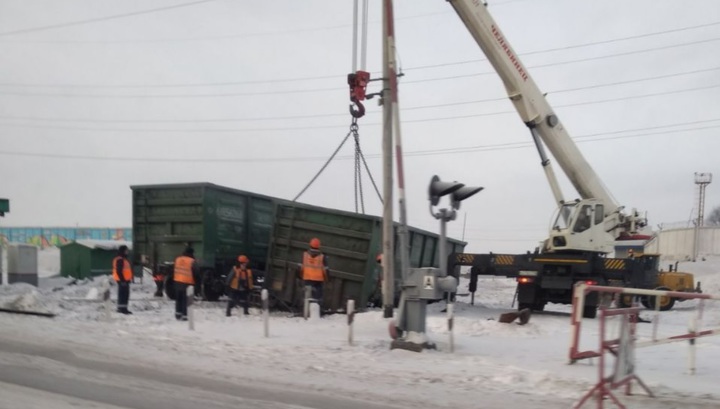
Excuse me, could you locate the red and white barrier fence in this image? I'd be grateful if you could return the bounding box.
[574,306,653,409]
[569,283,720,368]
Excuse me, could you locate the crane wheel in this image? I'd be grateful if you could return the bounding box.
[617,294,635,308]
[644,286,675,311]
[582,305,597,319]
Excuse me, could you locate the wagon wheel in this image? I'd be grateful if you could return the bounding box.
[201,270,222,301]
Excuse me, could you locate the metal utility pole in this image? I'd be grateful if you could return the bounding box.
[381,0,395,318]
[693,173,712,261]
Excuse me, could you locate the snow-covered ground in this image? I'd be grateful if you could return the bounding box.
[1,257,719,408]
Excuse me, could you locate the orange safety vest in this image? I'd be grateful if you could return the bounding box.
[174,256,195,285]
[112,257,133,282]
[229,267,253,290]
[302,252,326,282]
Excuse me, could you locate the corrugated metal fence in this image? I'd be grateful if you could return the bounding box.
[645,227,720,259]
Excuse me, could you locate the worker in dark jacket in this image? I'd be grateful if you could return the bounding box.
[112,245,132,315]
[368,253,383,308]
[298,238,328,311]
[226,255,253,316]
[173,246,198,321]
[152,269,165,297]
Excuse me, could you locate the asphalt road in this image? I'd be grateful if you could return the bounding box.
[0,338,401,409]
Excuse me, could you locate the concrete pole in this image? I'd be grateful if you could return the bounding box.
[385,0,412,315]
[381,0,395,319]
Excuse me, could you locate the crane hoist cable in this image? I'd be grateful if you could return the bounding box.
[294,0,382,212]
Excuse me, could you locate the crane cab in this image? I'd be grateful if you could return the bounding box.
[546,199,615,254]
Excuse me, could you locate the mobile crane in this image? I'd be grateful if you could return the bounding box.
[441,0,699,317]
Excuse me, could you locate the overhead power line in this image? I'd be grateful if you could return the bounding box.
[0,0,217,38]
[407,21,720,71]
[0,0,531,45]
[1,83,717,133]
[1,36,716,99]
[0,120,716,163]
[1,66,717,124]
[1,21,718,89]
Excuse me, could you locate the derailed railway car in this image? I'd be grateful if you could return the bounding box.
[131,182,465,310]
[131,183,275,301]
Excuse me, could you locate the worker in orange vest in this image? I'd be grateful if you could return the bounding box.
[173,246,198,321]
[112,245,133,315]
[226,255,253,316]
[298,238,328,312]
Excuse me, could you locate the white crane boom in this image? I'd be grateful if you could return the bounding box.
[447,0,619,213]
[446,0,649,253]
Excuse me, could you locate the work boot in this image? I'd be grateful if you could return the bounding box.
[121,309,133,315]
[226,311,231,317]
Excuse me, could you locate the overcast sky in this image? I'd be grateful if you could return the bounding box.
[1,0,719,253]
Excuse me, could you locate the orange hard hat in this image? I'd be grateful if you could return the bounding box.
[238,255,249,263]
[309,238,321,249]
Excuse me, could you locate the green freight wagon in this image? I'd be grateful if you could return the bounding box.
[131,182,465,309]
[265,202,466,311]
[131,183,276,301]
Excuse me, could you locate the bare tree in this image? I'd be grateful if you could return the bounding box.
[708,206,720,226]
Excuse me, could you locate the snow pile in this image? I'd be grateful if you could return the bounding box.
[1,288,52,314]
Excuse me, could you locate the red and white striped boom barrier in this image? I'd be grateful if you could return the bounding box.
[574,306,653,409]
[569,283,720,369]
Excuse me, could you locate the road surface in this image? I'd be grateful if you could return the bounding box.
[0,337,399,409]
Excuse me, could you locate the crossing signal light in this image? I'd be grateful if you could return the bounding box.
[428,175,464,206]
[451,186,484,210]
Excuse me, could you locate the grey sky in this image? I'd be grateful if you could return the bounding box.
[0,0,718,253]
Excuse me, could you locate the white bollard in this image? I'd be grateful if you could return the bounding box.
[688,317,697,375]
[309,302,320,320]
[303,285,311,320]
[187,285,195,331]
[102,278,112,322]
[448,303,455,353]
[652,293,662,342]
[262,289,269,338]
[347,299,355,346]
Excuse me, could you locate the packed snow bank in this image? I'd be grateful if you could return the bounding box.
[1,290,50,313]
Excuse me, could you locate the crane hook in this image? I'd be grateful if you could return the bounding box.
[350,99,366,118]
[348,70,371,119]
